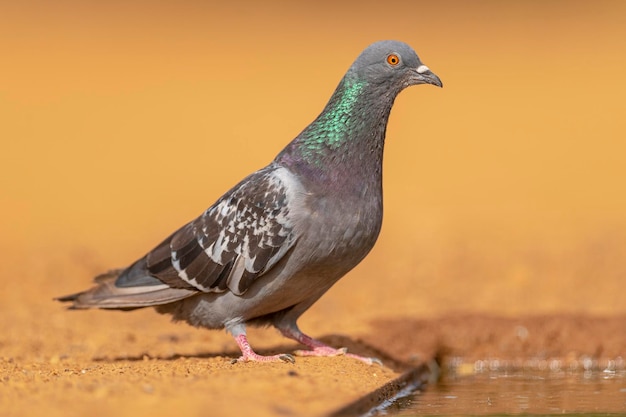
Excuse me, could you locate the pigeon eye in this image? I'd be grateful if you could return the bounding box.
[386,54,400,66]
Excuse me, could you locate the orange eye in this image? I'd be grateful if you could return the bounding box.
[386,54,400,66]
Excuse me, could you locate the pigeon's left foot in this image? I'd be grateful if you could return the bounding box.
[279,326,382,366]
[232,334,295,364]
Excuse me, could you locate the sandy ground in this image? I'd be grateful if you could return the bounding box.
[2,2,626,417]
[2,255,625,417]
[3,307,626,417]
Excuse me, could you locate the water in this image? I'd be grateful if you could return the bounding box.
[385,367,626,416]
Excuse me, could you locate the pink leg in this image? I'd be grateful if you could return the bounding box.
[232,333,295,364]
[279,325,382,366]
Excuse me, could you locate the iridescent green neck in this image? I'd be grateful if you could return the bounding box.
[296,78,367,164]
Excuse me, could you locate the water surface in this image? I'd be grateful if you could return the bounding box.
[387,368,626,416]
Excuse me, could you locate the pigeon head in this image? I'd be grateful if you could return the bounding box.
[348,40,443,91]
[278,40,442,179]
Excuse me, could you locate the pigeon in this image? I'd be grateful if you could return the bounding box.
[57,40,442,364]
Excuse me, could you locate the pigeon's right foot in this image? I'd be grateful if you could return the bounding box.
[231,334,295,364]
[294,345,382,366]
[279,325,383,366]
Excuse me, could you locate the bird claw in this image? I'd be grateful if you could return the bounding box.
[345,352,383,366]
[279,354,296,364]
[362,356,383,367]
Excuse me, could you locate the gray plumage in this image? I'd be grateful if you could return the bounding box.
[57,40,442,363]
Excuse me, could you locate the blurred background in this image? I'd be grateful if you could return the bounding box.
[1,0,625,331]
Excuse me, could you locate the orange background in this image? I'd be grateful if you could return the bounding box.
[2,1,625,321]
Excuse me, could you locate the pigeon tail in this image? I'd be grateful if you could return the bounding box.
[56,270,196,310]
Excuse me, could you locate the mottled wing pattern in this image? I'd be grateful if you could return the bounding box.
[145,166,297,295]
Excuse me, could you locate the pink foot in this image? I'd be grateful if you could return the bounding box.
[295,346,381,365]
[232,334,295,364]
[294,345,348,357]
[281,327,383,366]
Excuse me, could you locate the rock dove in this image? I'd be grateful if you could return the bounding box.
[57,40,442,364]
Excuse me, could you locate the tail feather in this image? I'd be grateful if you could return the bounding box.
[93,268,126,284]
[56,272,196,310]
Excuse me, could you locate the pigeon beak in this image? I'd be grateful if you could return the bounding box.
[410,65,443,88]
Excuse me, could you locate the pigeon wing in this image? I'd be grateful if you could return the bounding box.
[144,165,298,296]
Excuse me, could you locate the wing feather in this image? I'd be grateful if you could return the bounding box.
[142,165,298,295]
